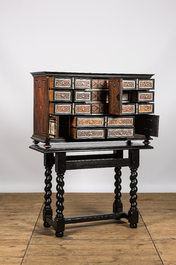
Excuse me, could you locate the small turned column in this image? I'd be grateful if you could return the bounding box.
[43,153,54,228]
[113,167,123,213]
[55,152,66,237]
[128,150,139,228]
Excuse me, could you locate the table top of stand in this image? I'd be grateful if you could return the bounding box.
[29,141,153,154]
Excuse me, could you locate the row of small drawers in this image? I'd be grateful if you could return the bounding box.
[49,102,154,115]
[49,90,154,103]
[70,127,134,139]
[49,77,155,90]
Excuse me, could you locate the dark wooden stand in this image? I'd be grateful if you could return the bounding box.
[30,141,153,237]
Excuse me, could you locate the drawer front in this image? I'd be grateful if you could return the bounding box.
[138,91,154,102]
[137,103,154,114]
[122,104,136,115]
[74,91,91,102]
[92,79,109,89]
[92,103,108,114]
[75,79,91,89]
[54,103,72,115]
[49,90,72,102]
[71,128,105,139]
[74,104,91,114]
[139,79,154,89]
[53,77,72,89]
[92,91,108,101]
[122,92,129,102]
[107,128,134,138]
[122,80,136,90]
[107,117,134,127]
[72,116,105,127]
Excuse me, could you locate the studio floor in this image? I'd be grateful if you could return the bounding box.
[0,193,176,265]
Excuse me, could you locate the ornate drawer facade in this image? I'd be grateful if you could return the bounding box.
[107,117,134,127]
[136,103,154,114]
[49,90,72,102]
[130,91,154,102]
[71,128,105,139]
[107,128,134,138]
[71,116,105,127]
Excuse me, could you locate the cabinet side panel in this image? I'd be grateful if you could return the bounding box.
[33,76,49,139]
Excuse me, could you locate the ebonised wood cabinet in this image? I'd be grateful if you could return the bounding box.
[31,72,159,147]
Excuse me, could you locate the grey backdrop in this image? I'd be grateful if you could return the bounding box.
[0,0,176,193]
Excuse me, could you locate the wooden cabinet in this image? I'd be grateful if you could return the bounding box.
[31,72,159,145]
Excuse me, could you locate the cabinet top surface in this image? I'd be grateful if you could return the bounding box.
[31,71,154,79]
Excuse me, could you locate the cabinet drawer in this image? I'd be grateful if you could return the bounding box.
[49,103,72,115]
[107,128,134,138]
[136,103,154,114]
[92,91,108,101]
[71,128,105,139]
[138,79,154,89]
[74,104,91,114]
[49,77,72,89]
[74,91,91,102]
[92,103,108,115]
[71,116,105,127]
[92,79,109,89]
[107,117,134,127]
[49,90,72,102]
[75,79,91,89]
[131,91,154,102]
[122,104,136,115]
[122,80,136,90]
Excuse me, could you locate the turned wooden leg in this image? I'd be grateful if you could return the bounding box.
[129,167,138,228]
[113,167,123,214]
[54,152,66,237]
[128,150,139,228]
[43,153,54,228]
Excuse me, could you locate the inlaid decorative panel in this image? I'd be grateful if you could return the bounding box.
[107,128,134,138]
[122,80,135,90]
[92,91,108,101]
[107,117,134,127]
[138,92,154,101]
[75,129,105,139]
[55,78,72,88]
[49,90,72,102]
[34,77,49,138]
[76,117,104,127]
[122,104,135,114]
[75,79,91,89]
[55,104,72,114]
[92,103,108,114]
[74,91,91,102]
[92,79,109,89]
[137,104,154,114]
[109,79,122,115]
[75,104,91,114]
[139,80,154,89]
